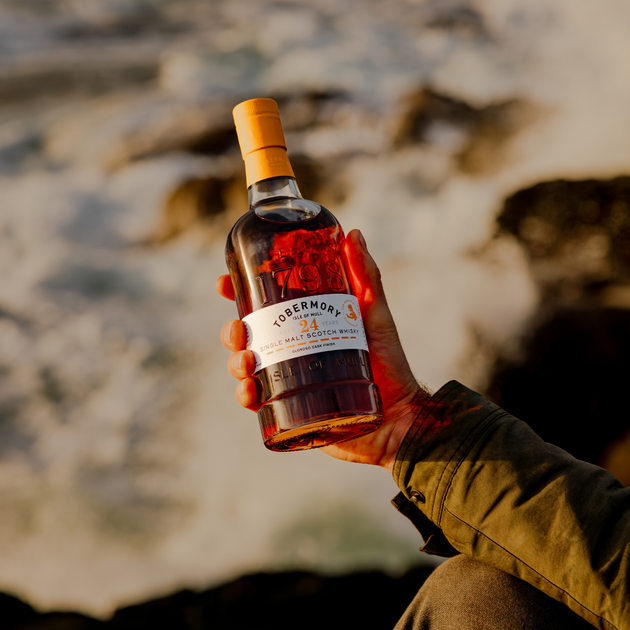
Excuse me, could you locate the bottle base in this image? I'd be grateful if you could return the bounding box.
[263,413,383,452]
[258,380,383,452]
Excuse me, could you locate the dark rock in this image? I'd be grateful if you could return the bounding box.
[0,567,433,630]
[497,177,630,304]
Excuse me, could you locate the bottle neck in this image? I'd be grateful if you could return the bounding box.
[249,176,303,207]
[248,175,321,222]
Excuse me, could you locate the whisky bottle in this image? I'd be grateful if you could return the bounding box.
[226,98,383,451]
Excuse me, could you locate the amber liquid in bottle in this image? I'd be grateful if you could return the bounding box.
[226,176,383,451]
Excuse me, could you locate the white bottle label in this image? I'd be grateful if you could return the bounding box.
[243,293,369,371]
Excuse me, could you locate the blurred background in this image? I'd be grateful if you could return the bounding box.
[1,0,630,627]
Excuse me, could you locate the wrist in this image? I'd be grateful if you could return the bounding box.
[380,384,434,473]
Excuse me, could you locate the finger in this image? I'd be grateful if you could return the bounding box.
[216,275,236,301]
[343,229,388,317]
[343,229,417,400]
[343,229,397,347]
[228,350,257,379]
[344,229,400,350]
[220,320,248,351]
[344,230,404,349]
[235,377,261,412]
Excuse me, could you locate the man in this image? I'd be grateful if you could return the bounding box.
[217,229,629,630]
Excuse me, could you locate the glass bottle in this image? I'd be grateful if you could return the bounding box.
[226,98,383,451]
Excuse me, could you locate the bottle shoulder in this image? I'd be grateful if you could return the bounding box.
[227,203,340,244]
[254,196,322,222]
[225,202,349,315]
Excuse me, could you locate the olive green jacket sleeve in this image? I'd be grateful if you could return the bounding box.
[391,381,630,630]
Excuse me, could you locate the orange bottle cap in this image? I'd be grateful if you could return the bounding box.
[233,98,294,187]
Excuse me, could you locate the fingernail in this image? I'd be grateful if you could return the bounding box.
[358,230,368,252]
[235,379,245,402]
[230,352,243,371]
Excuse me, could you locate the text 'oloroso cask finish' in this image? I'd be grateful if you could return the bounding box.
[226,98,383,451]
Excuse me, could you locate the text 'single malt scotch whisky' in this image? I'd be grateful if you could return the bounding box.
[226,98,383,451]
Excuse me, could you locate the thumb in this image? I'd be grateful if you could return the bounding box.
[344,229,403,354]
[343,230,418,406]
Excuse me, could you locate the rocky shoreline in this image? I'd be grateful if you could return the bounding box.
[0,566,434,629]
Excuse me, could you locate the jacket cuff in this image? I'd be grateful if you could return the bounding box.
[391,381,506,533]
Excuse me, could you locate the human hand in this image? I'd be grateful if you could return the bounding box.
[217,229,432,472]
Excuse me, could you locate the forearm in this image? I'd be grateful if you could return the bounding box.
[392,381,630,630]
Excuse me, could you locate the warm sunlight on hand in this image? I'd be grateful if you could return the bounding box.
[216,229,432,471]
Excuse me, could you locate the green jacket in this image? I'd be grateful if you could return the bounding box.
[392,381,630,630]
